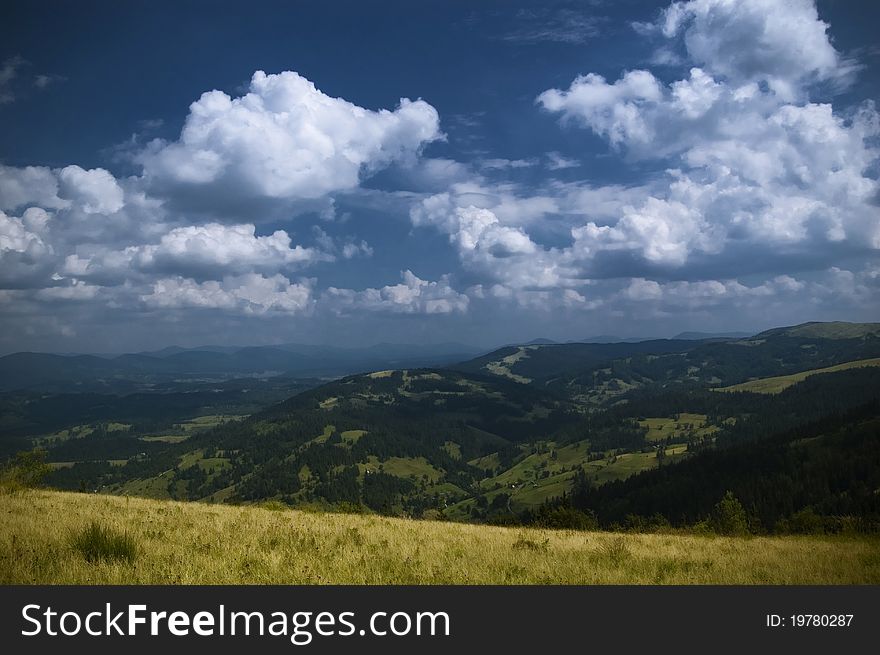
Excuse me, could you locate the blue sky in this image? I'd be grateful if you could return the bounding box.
[0,0,878,352]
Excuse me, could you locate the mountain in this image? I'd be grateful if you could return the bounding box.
[46,368,585,514]
[754,321,880,340]
[672,331,753,340]
[8,320,880,534]
[453,321,880,404]
[454,340,702,383]
[0,342,484,393]
[42,360,880,529]
[579,335,647,343]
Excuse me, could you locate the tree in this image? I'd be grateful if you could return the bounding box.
[711,491,750,536]
[1,448,52,490]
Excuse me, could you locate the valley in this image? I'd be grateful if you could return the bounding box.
[2,321,880,536]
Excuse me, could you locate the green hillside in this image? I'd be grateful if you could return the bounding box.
[717,358,880,394]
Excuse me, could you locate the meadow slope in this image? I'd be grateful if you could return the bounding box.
[2,490,879,584]
[716,358,880,394]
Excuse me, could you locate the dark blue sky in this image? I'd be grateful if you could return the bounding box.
[0,0,878,352]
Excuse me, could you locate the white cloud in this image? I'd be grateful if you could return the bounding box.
[0,208,55,286]
[0,209,51,258]
[616,271,850,311]
[411,181,559,232]
[34,279,100,302]
[311,226,373,261]
[453,206,537,256]
[57,166,125,215]
[140,70,442,200]
[324,270,468,315]
[537,70,663,147]
[135,223,326,273]
[661,0,850,99]
[572,193,721,266]
[545,152,579,170]
[536,0,880,271]
[478,158,538,170]
[341,240,373,259]
[60,222,330,283]
[142,273,314,315]
[670,67,722,118]
[0,165,65,211]
[411,193,577,289]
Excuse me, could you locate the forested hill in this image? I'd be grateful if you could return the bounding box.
[451,321,880,401]
[566,401,880,533]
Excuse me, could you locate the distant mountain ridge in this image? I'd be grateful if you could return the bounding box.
[672,331,753,340]
[3,321,878,394]
[0,342,483,393]
[755,321,880,340]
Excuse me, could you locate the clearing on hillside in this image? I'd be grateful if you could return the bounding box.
[716,358,880,394]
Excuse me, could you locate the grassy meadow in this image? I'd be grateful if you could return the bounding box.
[2,489,879,585]
[716,358,880,394]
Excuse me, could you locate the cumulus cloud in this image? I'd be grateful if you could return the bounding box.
[57,166,125,215]
[571,193,721,267]
[538,70,664,147]
[450,206,537,256]
[615,268,874,315]
[135,223,326,275]
[0,208,54,287]
[0,165,66,211]
[59,222,331,284]
[311,226,373,261]
[139,70,442,201]
[324,270,468,315]
[661,0,851,98]
[535,0,880,274]
[34,279,100,302]
[410,186,585,289]
[410,180,675,288]
[142,273,314,315]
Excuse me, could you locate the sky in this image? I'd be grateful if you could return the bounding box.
[0,0,878,353]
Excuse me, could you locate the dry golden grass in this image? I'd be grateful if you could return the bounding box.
[1,489,878,584]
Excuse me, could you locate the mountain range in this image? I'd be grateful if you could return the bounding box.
[0,342,481,393]
[10,320,876,534]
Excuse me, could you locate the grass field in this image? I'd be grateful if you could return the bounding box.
[2,489,877,584]
[716,358,880,394]
[638,414,719,442]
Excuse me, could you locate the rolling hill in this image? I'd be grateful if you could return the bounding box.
[754,321,880,340]
[453,321,880,402]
